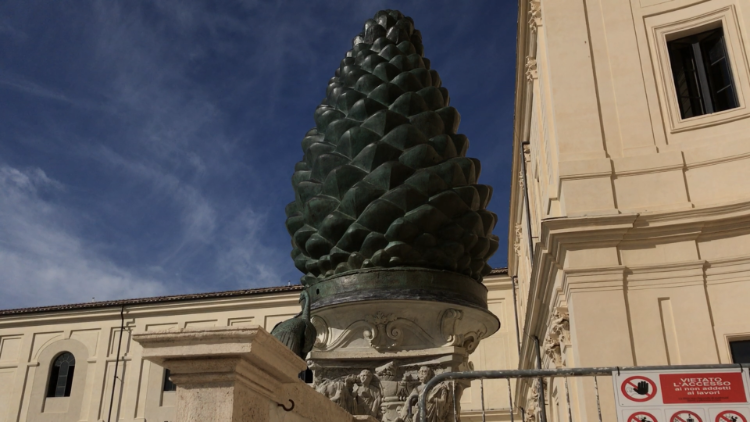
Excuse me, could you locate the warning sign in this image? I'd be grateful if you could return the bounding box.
[622,376,659,403]
[628,411,660,422]
[670,410,703,422]
[660,373,748,404]
[715,410,747,422]
[614,369,750,422]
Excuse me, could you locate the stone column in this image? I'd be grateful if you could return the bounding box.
[133,326,371,422]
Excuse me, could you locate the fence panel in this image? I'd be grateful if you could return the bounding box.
[417,364,745,422]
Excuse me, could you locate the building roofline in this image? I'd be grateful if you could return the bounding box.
[0,285,304,317]
[488,267,509,275]
[0,268,508,317]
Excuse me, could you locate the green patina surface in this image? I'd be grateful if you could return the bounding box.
[308,267,490,311]
[286,9,499,289]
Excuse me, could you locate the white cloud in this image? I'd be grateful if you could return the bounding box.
[0,165,168,309]
[92,147,217,247]
[216,208,290,288]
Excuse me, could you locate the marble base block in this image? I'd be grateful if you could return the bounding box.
[133,326,370,422]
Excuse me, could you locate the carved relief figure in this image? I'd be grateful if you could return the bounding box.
[316,375,357,414]
[353,369,382,419]
[399,367,455,422]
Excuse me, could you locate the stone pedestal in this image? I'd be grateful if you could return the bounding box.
[307,269,500,422]
[133,326,372,422]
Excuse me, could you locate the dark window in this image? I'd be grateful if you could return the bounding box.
[163,369,176,392]
[46,352,75,397]
[730,340,750,363]
[668,27,739,119]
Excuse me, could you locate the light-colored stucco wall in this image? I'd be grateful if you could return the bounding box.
[0,274,515,422]
[0,289,302,422]
[510,0,750,421]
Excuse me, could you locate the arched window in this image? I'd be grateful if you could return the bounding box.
[46,352,75,397]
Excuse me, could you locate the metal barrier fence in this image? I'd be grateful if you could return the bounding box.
[418,364,744,422]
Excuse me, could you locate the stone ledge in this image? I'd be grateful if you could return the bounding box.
[133,326,360,422]
[134,325,307,383]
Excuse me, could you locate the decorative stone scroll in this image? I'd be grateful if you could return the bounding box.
[309,301,495,354]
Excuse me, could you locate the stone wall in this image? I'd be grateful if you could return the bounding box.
[0,273,515,422]
[510,0,750,421]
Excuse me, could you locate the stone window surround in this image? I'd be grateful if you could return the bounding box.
[28,338,89,422]
[646,1,750,134]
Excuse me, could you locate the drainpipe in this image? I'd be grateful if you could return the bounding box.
[511,276,522,359]
[520,141,534,257]
[107,306,125,422]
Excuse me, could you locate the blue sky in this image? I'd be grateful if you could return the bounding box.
[0,1,518,309]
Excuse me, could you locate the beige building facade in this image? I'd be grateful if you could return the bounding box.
[0,270,516,422]
[510,0,750,420]
[7,0,750,420]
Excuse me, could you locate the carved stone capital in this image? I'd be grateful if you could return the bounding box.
[543,335,562,367]
[529,0,542,32]
[525,57,538,82]
[514,224,523,257]
[543,309,570,368]
[550,309,570,345]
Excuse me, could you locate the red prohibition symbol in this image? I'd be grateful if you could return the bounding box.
[670,410,703,422]
[716,410,747,422]
[622,376,658,402]
[628,411,659,422]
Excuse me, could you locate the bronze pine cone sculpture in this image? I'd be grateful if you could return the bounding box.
[286,9,499,285]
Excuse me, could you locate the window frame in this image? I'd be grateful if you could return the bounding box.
[647,3,750,134]
[46,351,76,398]
[667,27,739,119]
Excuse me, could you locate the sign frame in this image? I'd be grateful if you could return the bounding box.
[614,368,750,422]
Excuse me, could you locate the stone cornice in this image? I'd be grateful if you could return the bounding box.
[706,255,750,285]
[483,273,513,291]
[540,214,638,265]
[563,266,626,295]
[133,326,306,382]
[626,261,706,290]
[634,198,750,229]
[518,199,750,370]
